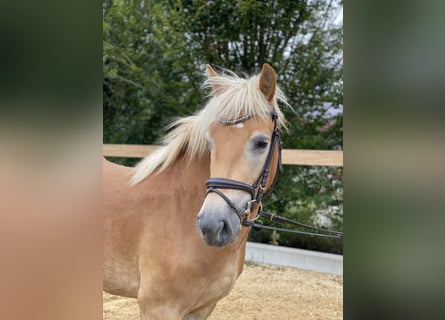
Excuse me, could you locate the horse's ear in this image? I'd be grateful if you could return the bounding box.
[206,64,223,96]
[259,63,276,102]
[206,64,219,78]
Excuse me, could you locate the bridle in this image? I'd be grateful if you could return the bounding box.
[205,111,282,225]
[205,111,344,240]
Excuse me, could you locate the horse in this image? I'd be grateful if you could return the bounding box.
[103,63,289,319]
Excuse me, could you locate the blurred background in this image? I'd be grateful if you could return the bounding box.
[2,0,445,318]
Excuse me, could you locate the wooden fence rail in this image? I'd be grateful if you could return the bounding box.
[103,144,343,167]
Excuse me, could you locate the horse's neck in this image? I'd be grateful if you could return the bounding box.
[162,153,210,187]
[143,153,248,276]
[142,153,211,208]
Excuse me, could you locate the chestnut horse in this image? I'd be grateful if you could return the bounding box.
[103,64,289,319]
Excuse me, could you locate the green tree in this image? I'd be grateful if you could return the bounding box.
[103,0,204,147]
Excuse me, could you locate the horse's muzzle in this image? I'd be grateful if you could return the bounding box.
[196,207,241,247]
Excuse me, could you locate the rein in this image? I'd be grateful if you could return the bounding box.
[205,111,344,240]
[243,210,344,239]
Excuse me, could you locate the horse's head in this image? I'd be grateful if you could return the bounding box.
[197,64,286,248]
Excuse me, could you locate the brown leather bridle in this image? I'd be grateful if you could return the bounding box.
[205,111,282,225]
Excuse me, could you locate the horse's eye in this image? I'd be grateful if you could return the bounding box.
[255,140,268,150]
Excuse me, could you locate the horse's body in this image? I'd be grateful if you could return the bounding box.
[103,64,288,319]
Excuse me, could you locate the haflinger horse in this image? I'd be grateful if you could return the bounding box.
[103,63,289,319]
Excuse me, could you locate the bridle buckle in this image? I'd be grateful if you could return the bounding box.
[243,200,262,223]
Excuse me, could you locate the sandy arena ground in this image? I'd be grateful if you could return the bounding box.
[103,263,343,320]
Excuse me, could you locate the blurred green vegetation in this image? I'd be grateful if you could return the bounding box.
[103,0,343,253]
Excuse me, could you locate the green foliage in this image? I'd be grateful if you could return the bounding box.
[103,0,343,253]
[103,0,204,147]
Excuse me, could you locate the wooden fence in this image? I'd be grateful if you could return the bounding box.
[103,144,343,167]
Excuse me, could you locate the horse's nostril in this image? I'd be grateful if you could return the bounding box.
[198,217,226,237]
[218,219,232,241]
[215,220,225,236]
[219,222,227,238]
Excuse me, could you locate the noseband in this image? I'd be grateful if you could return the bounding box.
[205,111,282,225]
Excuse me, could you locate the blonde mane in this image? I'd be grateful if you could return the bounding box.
[131,68,289,185]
